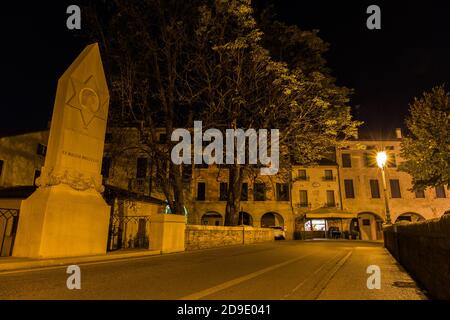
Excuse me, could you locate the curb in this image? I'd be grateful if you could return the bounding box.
[0,250,162,273]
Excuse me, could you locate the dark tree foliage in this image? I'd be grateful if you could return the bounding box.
[400,85,450,190]
[85,0,361,224]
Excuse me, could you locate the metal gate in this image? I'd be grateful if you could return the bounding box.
[0,208,19,257]
[107,215,150,251]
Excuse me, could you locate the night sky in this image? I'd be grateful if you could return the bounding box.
[1,1,450,137]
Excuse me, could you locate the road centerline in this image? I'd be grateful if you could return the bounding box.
[282,251,344,299]
[179,253,313,300]
[310,250,353,300]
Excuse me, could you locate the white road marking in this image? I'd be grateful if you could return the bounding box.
[282,251,344,299]
[310,250,353,299]
[179,253,313,300]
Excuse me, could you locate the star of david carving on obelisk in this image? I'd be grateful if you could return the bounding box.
[66,75,108,127]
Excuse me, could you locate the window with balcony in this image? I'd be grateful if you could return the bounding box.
[197,182,206,201]
[324,170,334,181]
[298,169,308,180]
[342,153,352,168]
[254,183,266,201]
[326,190,336,207]
[219,182,228,201]
[436,186,446,198]
[344,179,355,198]
[299,190,309,207]
[276,183,289,201]
[390,179,401,198]
[370,179,380,198]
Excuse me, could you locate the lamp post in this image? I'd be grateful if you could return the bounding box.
[376,151,392,225]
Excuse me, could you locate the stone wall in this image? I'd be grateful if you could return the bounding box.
[185,225,274,251]
[384,215,450,300]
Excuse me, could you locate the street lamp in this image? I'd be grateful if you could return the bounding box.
[376,151,392,224]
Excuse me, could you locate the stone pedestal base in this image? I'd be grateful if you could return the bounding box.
[13,185,110,259]
[149,214,186,253]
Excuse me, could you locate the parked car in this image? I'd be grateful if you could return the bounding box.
[270,226,286,240]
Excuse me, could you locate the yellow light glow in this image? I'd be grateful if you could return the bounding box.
[376,151,387,168]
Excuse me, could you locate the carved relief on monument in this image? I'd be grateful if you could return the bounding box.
[67,75,108,128]
[36,167,104,192]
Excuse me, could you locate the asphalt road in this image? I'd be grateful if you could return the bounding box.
[0,240,426,300]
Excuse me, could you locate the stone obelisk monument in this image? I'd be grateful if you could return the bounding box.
[13,43,111,258]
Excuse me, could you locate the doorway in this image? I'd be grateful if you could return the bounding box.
[304,219,327,238]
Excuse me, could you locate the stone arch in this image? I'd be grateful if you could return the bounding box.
[357,212,384,241]
[238,211,253,226]
[261,212,285,228]
[357,211,384,221]
[201,211,223,226]
[395,212,426,223]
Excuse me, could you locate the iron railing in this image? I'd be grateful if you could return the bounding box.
[108,215,150,251]
[0,208,20,257]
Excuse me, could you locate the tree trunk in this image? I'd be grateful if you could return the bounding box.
[170,162,185,215]
[225,165,243,225]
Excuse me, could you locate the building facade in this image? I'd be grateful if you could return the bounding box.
[187,129,449,240]
[1,128,449,244]
[0,130,49,188]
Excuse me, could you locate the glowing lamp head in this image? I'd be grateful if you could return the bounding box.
[376,151,387,168]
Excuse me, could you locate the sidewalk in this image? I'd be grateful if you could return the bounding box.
[317,246,428,300]
[0,249,161,272]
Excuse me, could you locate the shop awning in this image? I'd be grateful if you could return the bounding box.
[305,207,357,219]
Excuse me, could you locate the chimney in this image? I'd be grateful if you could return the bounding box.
[395,128,402,139]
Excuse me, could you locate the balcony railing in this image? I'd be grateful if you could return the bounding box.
[297,176,310,181]
[322,176,337,181]
[296,203,312,210]
[324,202,339,208]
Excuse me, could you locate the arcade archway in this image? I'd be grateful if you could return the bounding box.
[238,211,253,226]
[201,211,223,226]
[395,212,425,223]
[357,212,384,241]
[261,212,284,228]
